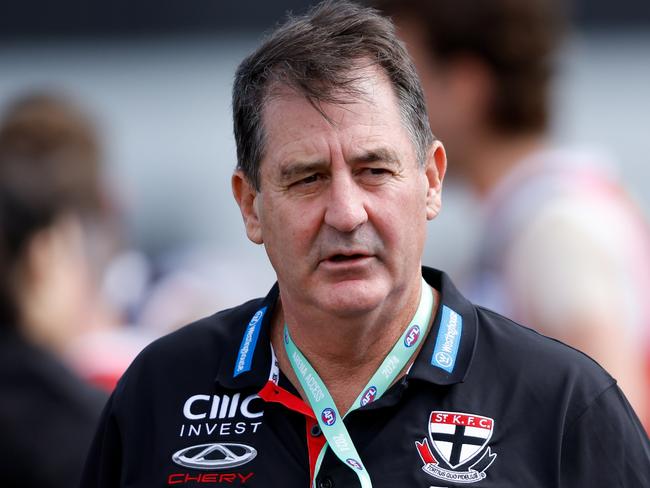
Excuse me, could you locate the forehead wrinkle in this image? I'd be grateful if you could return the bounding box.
[278,146,401,182]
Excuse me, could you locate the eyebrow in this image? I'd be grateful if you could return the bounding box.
[279,147,401,181]
[350,147,400,167]
[279,160,329,182]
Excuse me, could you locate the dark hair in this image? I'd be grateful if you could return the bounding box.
[232,0,434,190]
[374,0,564,134]
[0,93,104,325]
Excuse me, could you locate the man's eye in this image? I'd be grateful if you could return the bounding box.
[301,174,320,184]
[360,167,392,178]
[290,174,320,188]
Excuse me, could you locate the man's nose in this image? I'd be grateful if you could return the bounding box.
[323,173,368,232]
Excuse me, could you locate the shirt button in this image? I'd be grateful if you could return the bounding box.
[317,476,334,488]
[310,424,322,437]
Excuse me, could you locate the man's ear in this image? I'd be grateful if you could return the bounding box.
[424,141,447,221]
[232,170,263,244]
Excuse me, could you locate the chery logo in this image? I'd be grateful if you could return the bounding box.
[172,443,257,470]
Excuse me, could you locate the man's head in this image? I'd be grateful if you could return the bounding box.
[375,0,564,174]
[232,0,434,192]
[232,1,446,317]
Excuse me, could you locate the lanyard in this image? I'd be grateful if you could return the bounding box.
[284,278,434,488]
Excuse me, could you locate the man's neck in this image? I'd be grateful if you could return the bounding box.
[270,279,438,413]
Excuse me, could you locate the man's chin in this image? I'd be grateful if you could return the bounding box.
[315,279,388,317]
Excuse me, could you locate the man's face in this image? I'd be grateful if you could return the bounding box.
[233,66,445,317]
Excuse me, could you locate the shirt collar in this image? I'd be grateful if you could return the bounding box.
[407,267,477,385]
[215,267,477,390]
[215,283,279,391]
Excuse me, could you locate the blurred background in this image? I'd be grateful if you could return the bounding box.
[2,0,649,296]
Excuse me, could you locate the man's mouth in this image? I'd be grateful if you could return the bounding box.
[327,253,368,262]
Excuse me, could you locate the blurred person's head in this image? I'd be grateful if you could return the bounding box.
[0,93,115,351]
[374,0,564,188]
[232,0,434,192]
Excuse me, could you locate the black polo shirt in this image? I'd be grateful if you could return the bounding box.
[80,267,650,487]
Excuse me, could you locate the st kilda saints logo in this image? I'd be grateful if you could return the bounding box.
[415,411,497,484]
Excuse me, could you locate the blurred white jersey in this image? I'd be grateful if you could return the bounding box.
[467,147,650,342]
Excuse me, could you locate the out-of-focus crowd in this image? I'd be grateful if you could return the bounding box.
[0,91,278,487]
[1,0,649,487]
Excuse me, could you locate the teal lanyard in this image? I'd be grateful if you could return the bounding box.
[284,278,434,488]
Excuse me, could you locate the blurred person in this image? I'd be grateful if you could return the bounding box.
[0,93,113,487]
[68,245,155,392]
[81,3,650,487]
[0,93,155,393]
[376,0,650,426]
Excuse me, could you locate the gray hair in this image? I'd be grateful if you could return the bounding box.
[232,0,434,190]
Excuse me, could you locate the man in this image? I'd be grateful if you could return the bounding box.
[374,0,650,426]
[81,2,650,487]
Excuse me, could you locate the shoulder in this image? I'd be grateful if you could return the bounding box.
[477,306,650,484]
[79,296,274,486]
[472,306,616,421]
[112,297,265,402]
[137,297,263,358]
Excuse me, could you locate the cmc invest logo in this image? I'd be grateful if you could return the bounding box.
[172,443,257,470]
[183,393,263,420]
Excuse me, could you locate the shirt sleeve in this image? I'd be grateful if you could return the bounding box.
[560,383,650,487]
[79,392,123,488]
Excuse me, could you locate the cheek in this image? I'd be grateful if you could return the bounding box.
[373,189,427,248]
[260,200,319,253]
